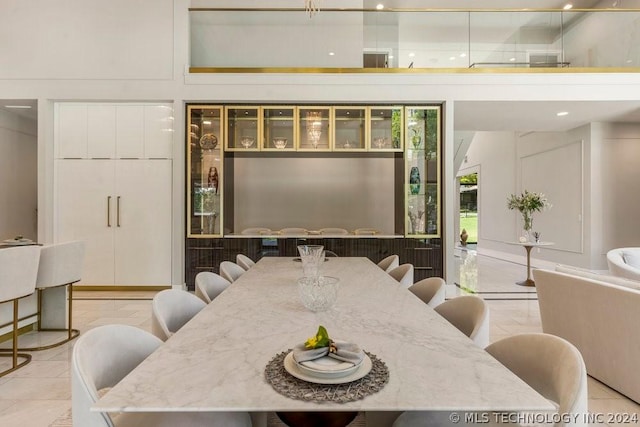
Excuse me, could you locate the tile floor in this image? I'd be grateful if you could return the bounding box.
[0,253,637,427]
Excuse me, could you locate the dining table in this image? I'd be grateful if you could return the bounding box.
[92,257,554,427]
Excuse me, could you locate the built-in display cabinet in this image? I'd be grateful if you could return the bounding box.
[185,103,442,289]
[405,106,441,238]
[188,105,224,237]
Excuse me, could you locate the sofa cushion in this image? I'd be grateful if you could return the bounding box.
[555,264,640,291]
[622,250,640,269]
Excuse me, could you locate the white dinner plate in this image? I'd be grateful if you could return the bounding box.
[299,355,355,373]
[284,352,372,384]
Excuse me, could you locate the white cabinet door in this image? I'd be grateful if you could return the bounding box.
[116,105,145,159]
[144,104,173,159]
[114,159,172,285]
[87,105,116,159]
[55,160,115,285]
[57,104,87,158]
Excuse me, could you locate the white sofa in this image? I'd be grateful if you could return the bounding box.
[534,266,640,403]
[607,247,640,281]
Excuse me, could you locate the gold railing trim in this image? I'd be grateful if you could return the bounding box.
[190,67,640,74]
[189,7,640,13]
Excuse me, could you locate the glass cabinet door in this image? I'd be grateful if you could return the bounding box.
[369,106,403,152]
[333,107,366,151]
[298,107,331,151]
[405,106,441,238]
[187,105,223,237]
[263,106,296,151]
[226,106,260,151]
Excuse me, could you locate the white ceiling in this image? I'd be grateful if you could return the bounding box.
[0,100,37,121]
[363,0,604,9]
[454,100,640,132]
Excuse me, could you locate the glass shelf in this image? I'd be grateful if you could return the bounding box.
[188,105,224,237]
[226,106,260,151]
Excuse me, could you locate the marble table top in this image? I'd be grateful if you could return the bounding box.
[93,257,554,413]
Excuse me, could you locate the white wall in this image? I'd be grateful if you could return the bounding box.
[597,123,640,251]
[1,0,640,284]
[0,110,37,240]
[463,122,640,270]
[0,0,175,80]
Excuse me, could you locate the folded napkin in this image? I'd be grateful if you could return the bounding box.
[293,340,364,366]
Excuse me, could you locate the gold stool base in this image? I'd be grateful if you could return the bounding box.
[0,352,32,378]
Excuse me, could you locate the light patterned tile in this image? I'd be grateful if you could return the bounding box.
[0,377,70,400]
[0,399,70,427]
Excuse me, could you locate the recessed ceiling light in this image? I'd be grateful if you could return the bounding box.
[563,3,573,9]
[509,57,516,62]
[459,53,467,58]
[408,52,415,58]
[449,56,456,61]
[329,52,335,56]
[626,59,633,63]
[376,3,384,10]
[388,55,394,59]
[4,105,32,109]
[557,111,569,116]
[202,120,212,125]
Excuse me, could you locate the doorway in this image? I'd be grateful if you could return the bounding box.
[459,172,478,249]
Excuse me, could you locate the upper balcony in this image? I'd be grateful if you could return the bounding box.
[189,3,640,73]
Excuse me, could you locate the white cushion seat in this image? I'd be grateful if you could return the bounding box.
[393,333,587,427]
[377,254,399,272]
[151,289,206,341]
[388,263,414,288]
[409,277,446,307]
[20,240,85,351]
[195,271,231,304]
[236,253,255,270]
[433,295,489,348]
[220,261,246,283]
[606,247,640,281]
[72,324,251,427]
[0,245,41,377]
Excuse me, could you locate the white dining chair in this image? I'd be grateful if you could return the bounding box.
[236,253,255,270]
[0,246,41,377]
[409,277,446,308]
[377,254,399,272]
[19,240,85,351]
[195,271,231,304]
[279,227,307,235]
[151,289,206,341]
[319,227,349,235]
[240,227,272,235]
[388,263,414,288]
[393,333,587,427]
[72,324,252,427]
[434,295,489,348]
[354,228,378,235]
[220,261,246,283]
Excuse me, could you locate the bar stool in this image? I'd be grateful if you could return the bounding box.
[0,245,40,377]
[18,241,85,351]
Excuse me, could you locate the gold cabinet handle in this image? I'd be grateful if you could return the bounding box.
[117,196,121,227]
[107,196,111,227]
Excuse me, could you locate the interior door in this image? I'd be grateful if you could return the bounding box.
[114,159,172,285]
[55,159,115,285]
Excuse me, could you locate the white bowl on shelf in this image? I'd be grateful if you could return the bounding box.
[273,137,288,149]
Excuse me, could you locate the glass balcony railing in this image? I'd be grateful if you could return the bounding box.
[189,8,640,71]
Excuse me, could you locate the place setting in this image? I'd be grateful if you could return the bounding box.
[264,325,389,403]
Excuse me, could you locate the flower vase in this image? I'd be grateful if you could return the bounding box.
[522,212,532,241]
